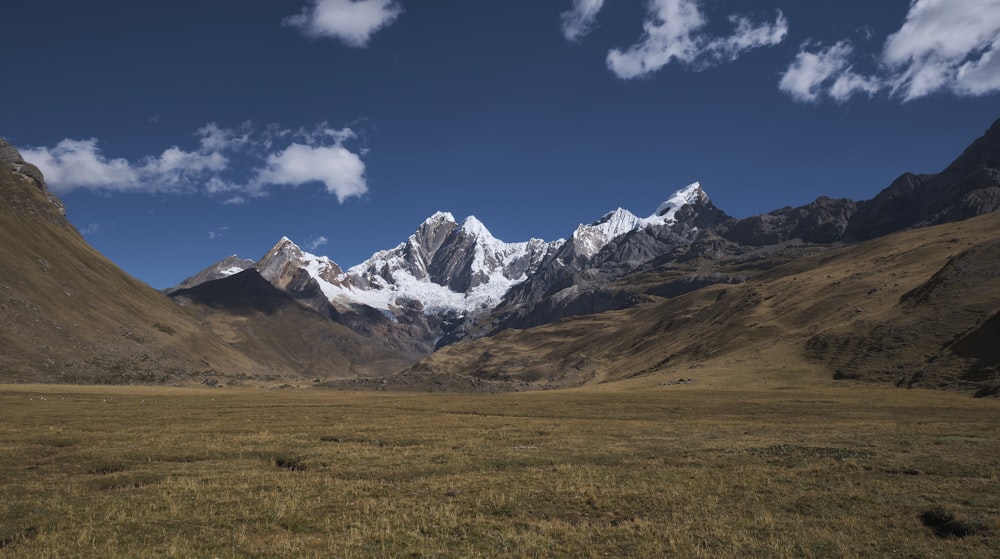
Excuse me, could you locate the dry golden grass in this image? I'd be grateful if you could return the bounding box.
[1,381,997,558]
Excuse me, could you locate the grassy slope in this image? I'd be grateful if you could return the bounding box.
[406,211,1000,394]
[0,164,274,384]
[0,164,412,385]
[0,383,997,558]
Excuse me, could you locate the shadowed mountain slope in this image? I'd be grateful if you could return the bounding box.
[169,270,413,378]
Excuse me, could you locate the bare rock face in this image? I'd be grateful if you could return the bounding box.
[846,119,1000,241]
[721,197,857,246]
[0,138,24,164]
[0,138,64,220]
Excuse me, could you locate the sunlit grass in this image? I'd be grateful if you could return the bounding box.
[0,383,997,557]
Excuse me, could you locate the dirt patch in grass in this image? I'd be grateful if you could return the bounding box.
[0,526,38,550]
[274,454,307,471]
[920,508,987,539]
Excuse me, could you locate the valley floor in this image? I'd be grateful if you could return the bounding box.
[1,380,998,558]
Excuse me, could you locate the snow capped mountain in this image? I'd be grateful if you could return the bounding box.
[570,208,645,260]
[654,181,707,221]
[252,212,562,317]
[256,236,346,295]
[177,181,715,351]
[342,212,561,313]
[559,182,708,265]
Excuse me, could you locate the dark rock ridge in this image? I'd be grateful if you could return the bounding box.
[170,268,295,315]
[166,254,255,294]
[720,197,857,246]
[471,186,732,342]
[846,119,1000,240]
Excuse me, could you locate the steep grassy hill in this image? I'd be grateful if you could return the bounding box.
[387,211,1000,395]
[0,161,264,384]
[0,152,407,385]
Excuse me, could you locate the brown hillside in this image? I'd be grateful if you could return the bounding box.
[0,158,411,385]
[0,162,276,384]
[398,211,1000,395]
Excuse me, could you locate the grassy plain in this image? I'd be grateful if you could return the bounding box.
[1,380,998,558]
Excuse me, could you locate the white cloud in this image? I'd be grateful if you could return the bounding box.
[198,122,250,152]
[79,222,100,236]
[956,36,1000,95]
[21,139,138,194]
[606,0,787,79]
[704,13,789,64]
[561,0,607,42]
[208,226,229,240]
[781,0,1000,102]
[21,137,230,195]
[285,0,402,47]
[20,123,370,204]
[142,147,228,180]
[307,235,329,251]
[256,143,367,202]
[779,41,879,103]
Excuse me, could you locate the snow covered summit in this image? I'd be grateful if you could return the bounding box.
[567,182,709,261]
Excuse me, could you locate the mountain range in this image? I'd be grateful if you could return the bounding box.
[172,118,1000,361]
[2,118,999,394]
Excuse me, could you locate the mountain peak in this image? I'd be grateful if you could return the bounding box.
[459,215,494,239]
[167,254,255,293]
[424,211,456,225]
[1,138,56,211]
[0,138,25,165]
[654,182,707,221]
[942,118,1000,175]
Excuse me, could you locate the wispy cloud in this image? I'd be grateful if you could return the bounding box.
[285,0,402,47]
[780,0,1000,103]
[561,0,607,42]
[79,222,100,236]
[208,226,229,240]
[779,41,880,103]
[20,123,370,203]
[605,0,787,79]
[307,235,329,251]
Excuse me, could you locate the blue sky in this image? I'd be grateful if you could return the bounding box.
[4,0,999,289]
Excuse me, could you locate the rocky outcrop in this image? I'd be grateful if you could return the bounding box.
[721,197,856,246]
[501,184,728,308]
[846,119,1000,241]
[0,138,62,219]
[0,138,23,164]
